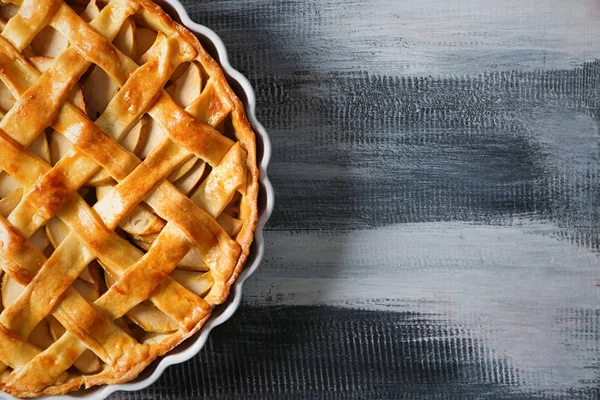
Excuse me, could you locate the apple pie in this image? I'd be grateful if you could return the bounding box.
[0,0,258,397]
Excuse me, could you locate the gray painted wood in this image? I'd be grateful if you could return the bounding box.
[113,0,600,398]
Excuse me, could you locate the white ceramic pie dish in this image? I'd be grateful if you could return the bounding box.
[0,0,273,398]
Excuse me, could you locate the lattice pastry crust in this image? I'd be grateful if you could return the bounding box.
[0,0,258,397]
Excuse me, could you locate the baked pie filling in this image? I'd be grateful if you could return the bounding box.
[0,0,258,396]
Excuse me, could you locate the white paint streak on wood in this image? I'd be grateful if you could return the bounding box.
[210,0,600,76]
[247,221,600,390]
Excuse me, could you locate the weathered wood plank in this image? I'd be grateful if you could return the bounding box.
[242,225,600,393]
[251,69,600,233]
[114,306,599,399]
[187,0,600,77]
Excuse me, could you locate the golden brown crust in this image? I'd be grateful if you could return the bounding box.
[138,0,260,302]
[0,0,259,397]
[134,1,260,279]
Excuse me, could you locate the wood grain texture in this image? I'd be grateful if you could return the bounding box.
[112,0,600,398]
[112,306,600,400]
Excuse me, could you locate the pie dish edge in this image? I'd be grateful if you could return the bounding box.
[0,0,274,398]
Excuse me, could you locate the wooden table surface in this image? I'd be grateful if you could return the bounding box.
[114,1,600,399]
